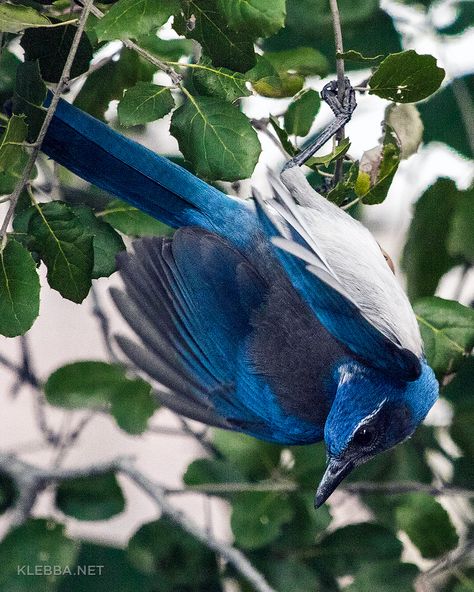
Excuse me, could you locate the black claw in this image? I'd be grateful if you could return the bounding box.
[321,77,356,118]
[282,77,357,171]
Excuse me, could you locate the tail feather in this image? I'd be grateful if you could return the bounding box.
[41,99,237,230]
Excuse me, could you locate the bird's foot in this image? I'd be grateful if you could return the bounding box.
[282,77,357,171]
[321,77,357,120]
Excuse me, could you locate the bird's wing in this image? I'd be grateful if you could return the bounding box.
[111,229,270,430]
[254,167,422,382]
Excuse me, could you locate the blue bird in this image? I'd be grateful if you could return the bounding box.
[41,80,438,507]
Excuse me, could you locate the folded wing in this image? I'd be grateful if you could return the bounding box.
[254,167,423,382]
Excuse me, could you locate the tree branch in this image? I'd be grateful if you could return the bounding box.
[0,453,276,592]
[162,480,474,498]
[328,0,346,184]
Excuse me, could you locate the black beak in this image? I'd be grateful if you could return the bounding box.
[314,457,355,508]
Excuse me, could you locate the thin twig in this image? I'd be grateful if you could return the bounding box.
[250,118,290,157]
[163,480,474,497]
[87,5,182,86]
[328,0,346,184]
[91,285,120,363]
[0,454,276,592]
[0,0,96,243]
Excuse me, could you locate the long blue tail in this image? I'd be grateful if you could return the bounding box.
[42,99,247,233]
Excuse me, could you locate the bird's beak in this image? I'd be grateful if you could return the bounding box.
[314,457,355,508]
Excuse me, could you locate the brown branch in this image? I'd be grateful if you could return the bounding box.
[0,0,96,242]
[0,454,277,592]
[328,0,346,184]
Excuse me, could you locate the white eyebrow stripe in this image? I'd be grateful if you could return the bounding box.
[351,397,388,439]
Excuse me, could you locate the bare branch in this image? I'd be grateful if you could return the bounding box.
[328,0,346,183]
[344,481,474,498]
[0,453,276,592]
[90,286,121,363]
[164,479,474,498]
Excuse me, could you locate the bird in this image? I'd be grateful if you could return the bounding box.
[40,79,439,507]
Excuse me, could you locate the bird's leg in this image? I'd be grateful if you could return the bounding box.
[283,77,356,170]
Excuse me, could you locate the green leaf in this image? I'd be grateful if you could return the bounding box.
[213,430,282,480]
[28,201,94,303]
[0,50,21,106]
[316,523,402,576]
[336,49,384,64]
[135,35,193,61]
[128,518,222,590]
[231,491,294,549]
[265,47,329,78]
[284,89,321,137]
[0,519,78,589]
[56,472,125,520]
[266,3,401,73]
[448,185,474,263]
[45,361,156,434]
[217,0,286,36]
[75,48,155,121]
[396,493,458,558]
[444,357,474,459]
[369,50,445,103]
[0,115,28,177]
[170,95,261,181]
[192,58,251,102]
[263,558,320,592]
[95,0,179,42]
[418,75,473,159]
[438,1,474,36]
[402,179,460,301]
[12,60,47,142]
[326,161,359,206]
[175,0,256,73]
[58,544,152,592]
[414,297,474,376]
[247,55,284,98]
[0,3,51,33]
[0,472,17,515]
[118,82,174,127]
[268,115,297,156]
[21,25,93,83]
[110,377,157,434]
[183,458,244,487]
[306,137,351,168]
[385,103,423,159]
[278,491,331,548]
[356,125,401,205]
[100,199,172,236]
[452,456,474,489]
[0,238,40,338]
[71,205,125,279]
[347,562,418,592]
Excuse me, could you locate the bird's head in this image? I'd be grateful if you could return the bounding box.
[315,360,438,507]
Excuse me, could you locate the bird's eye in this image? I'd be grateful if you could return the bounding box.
[353,425,376,447]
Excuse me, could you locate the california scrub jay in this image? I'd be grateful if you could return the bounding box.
[41,79,438,507]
